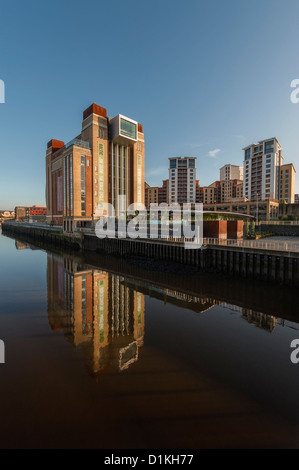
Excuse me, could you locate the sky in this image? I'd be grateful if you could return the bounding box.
[0,0,299,210]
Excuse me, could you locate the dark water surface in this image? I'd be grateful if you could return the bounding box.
[1,232,299,449]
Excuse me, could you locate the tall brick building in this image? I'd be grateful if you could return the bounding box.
[46,103,145,231]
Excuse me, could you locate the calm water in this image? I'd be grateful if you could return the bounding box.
[1,232,299,449]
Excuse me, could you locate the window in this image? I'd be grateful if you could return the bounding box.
[245,149,251,161]
[265,141,274,153]
[120,118,137,140]
[170,160,177,169]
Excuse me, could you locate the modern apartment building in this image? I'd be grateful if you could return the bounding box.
[46,103,145,231]
[243,138,283,202]
[280,163,296,203]
[197,179,243,205]
[145,186,160,208]
[159,179,169,205]
[169,157,196,204]
[220,164,243,182]
[145,179,169,209]
[197,185,216,204]
[219,164,243,202]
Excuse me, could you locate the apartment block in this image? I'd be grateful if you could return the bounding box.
[243,138,283,202]
[145,186,160,208]
[280,163,296,203]
[220,164,243,202]
[46,103,145,231]
[220,164,243,182]
[159,179,169,205]
[169,157,196,204]
[145,179,169,209]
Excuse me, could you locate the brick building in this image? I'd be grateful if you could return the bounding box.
[46,103,145,231]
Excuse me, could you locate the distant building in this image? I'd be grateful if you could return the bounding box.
[295,194,299,204]
[145,179,169,209]
[197,185,216,204]
[220,164,243,202]
[197,179,243,205]
[159,179,169,205]
[169,157,196,204]
[30,206,47,216]
[279,164,296,203]
[145,186,160,208]
[15,206,30,221]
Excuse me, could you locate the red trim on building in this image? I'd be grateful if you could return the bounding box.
[83,103,107,120]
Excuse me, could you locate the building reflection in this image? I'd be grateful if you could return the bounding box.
[221,303,278,333]
[47,253,145,376]
[46,250,282,379]
[15,241,29,250]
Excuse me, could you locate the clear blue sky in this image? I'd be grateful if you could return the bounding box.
[1,0,299,210]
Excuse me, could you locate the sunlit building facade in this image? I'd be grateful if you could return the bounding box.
[46,103,145,231]
[169,157,196,204]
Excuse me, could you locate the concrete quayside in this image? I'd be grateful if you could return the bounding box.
[2,220,299,286]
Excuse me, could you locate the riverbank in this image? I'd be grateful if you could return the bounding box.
[3,220,299,285]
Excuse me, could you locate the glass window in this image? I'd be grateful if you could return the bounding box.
[265,141,274,153]
[170,160,177,169]
[245,149,251,161]
[120,118,137,140]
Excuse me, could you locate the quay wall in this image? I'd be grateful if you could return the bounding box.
[2,222,299,286]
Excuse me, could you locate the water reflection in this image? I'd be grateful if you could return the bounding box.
[2,233,299,448]
[221,303,280,333]
[46,249,284,381]
[47,253,145,376]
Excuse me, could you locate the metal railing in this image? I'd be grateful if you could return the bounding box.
[201,238,299,253]
[258,221,299,226]
[77,226,299,253]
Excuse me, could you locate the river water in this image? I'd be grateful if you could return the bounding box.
[0,232,299,449]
